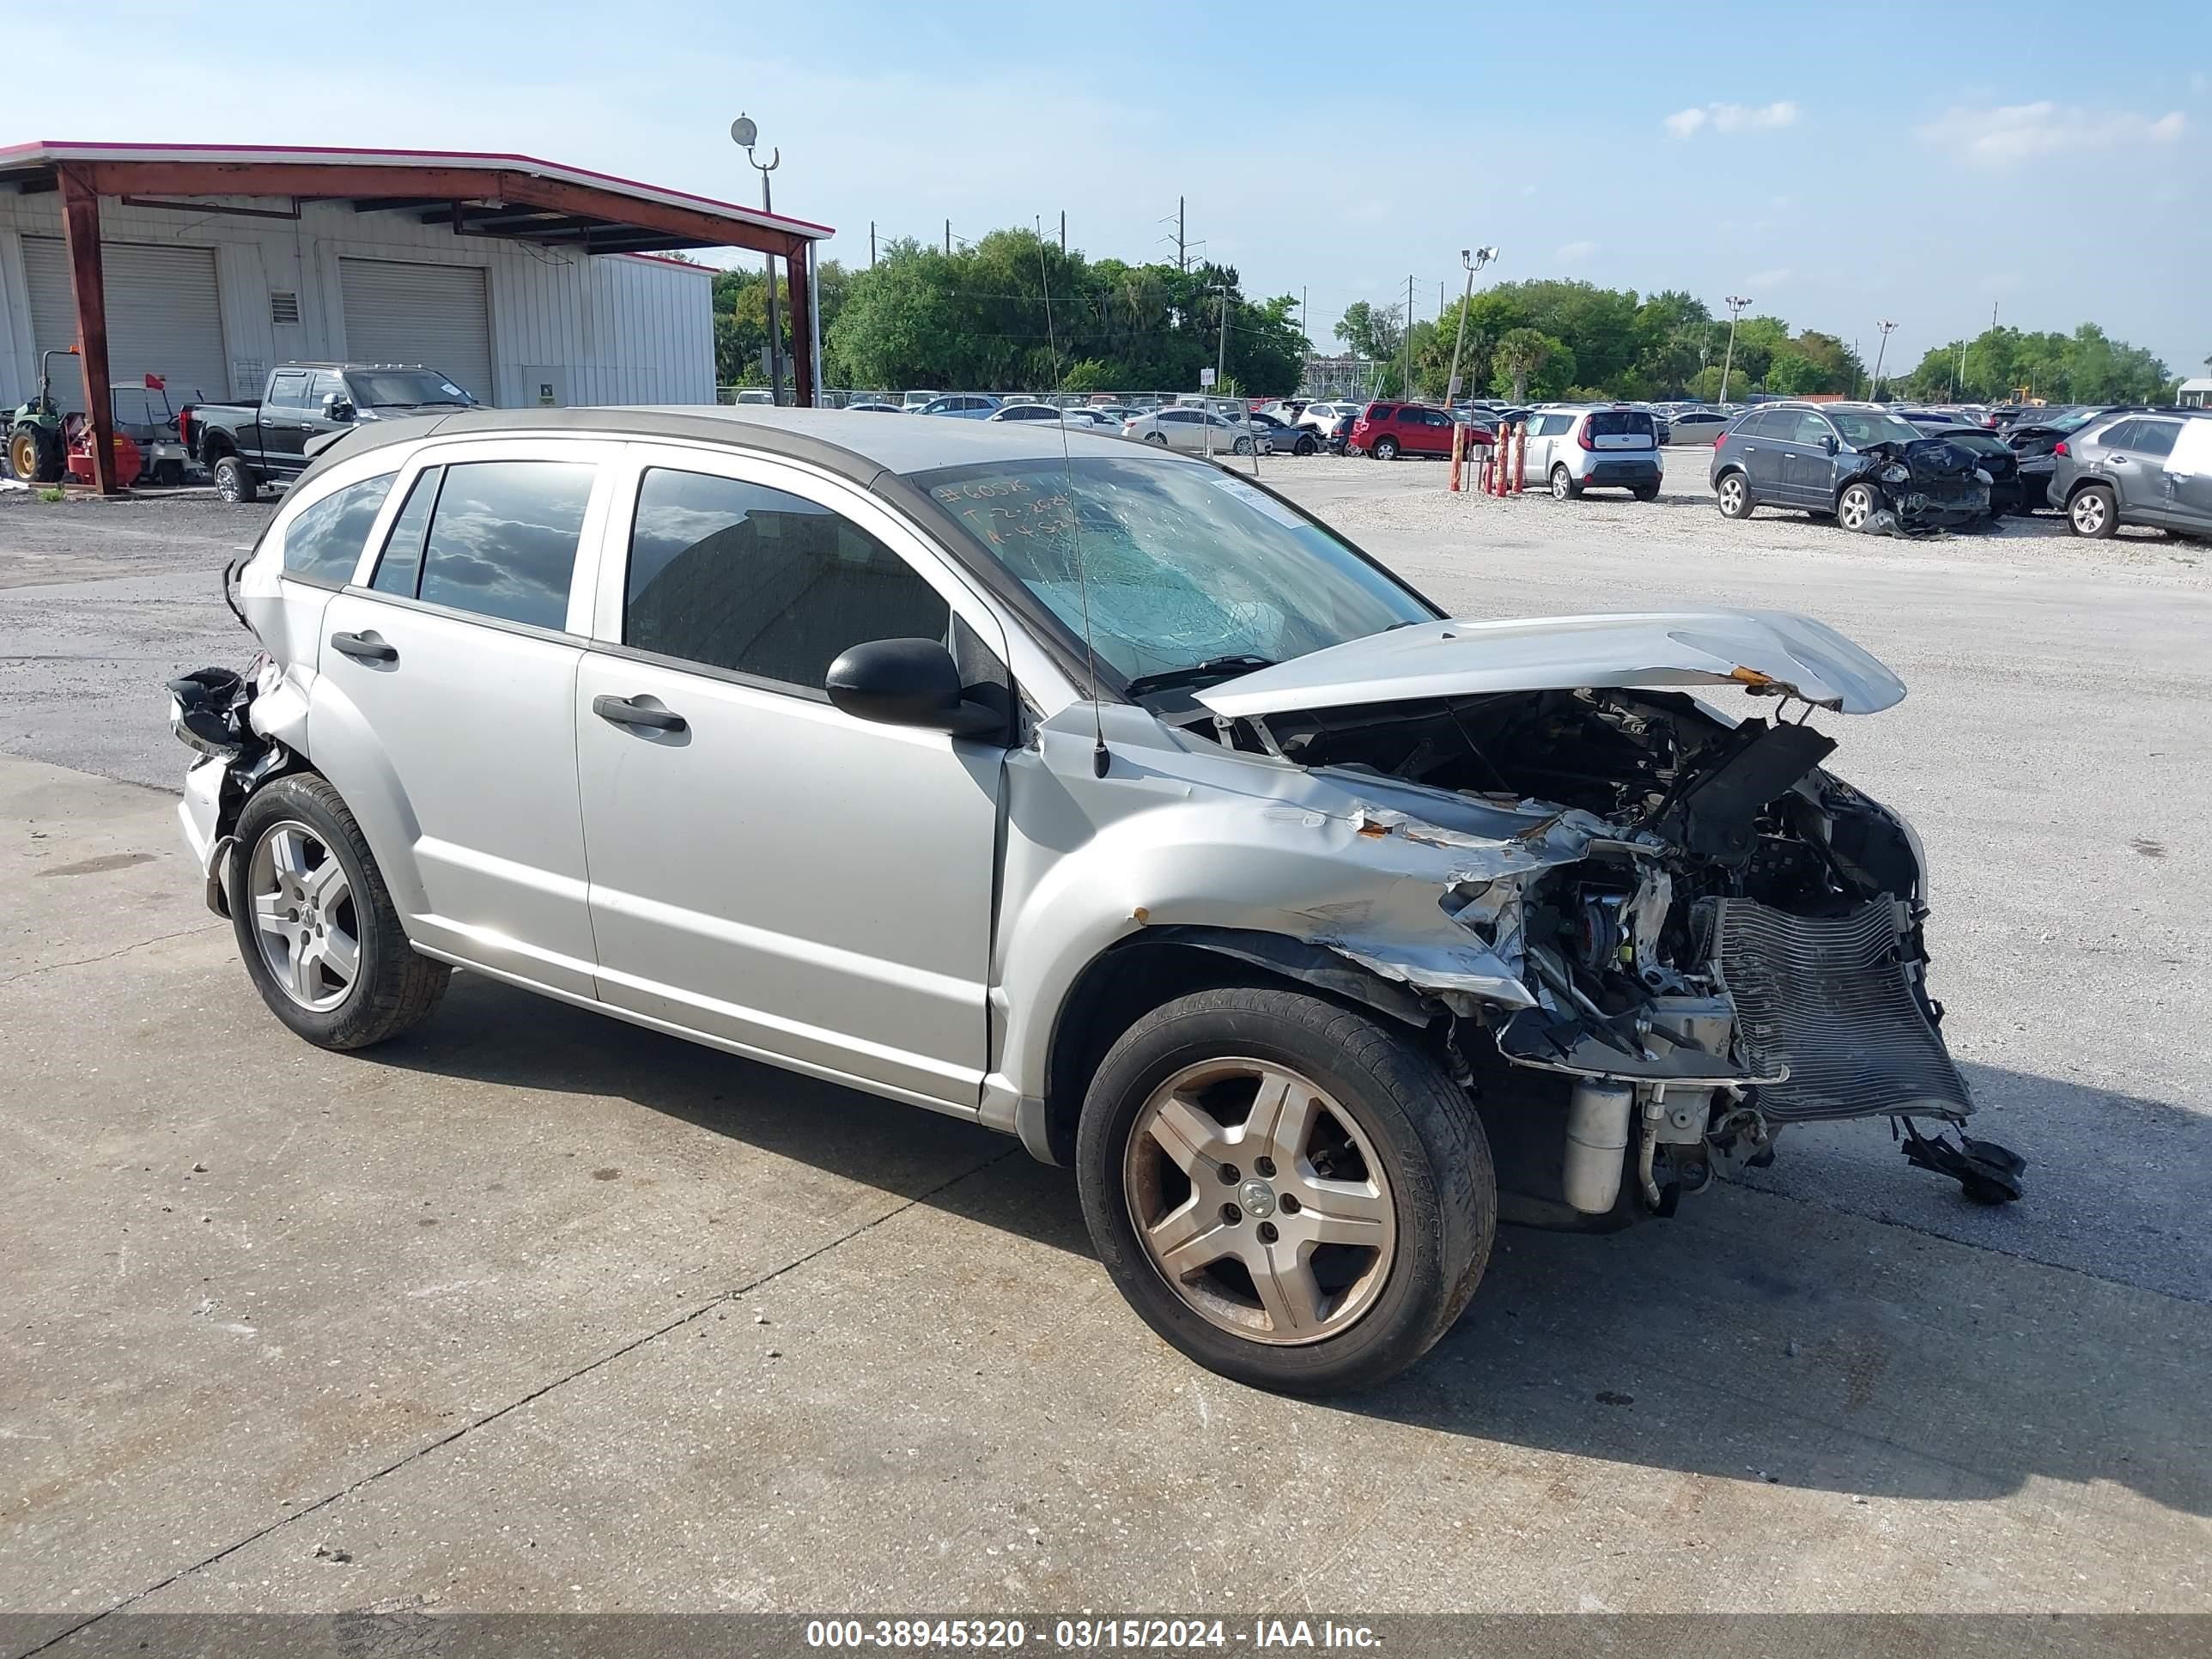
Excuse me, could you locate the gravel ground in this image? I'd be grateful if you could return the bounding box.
[3,456,2206,1304]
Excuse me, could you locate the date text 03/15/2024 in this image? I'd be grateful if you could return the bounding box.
[802,1619,1381,1650]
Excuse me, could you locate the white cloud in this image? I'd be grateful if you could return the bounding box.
[1917,102,2187,167]
[1665,100,1797,138]
[1555,240,1597,263]
[1747,267,1792,289]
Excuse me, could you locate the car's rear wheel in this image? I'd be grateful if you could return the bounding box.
[1145,432,1168,447]
[1077,986,1494,1395]
[1371,436,1399,460]
[1716,471,1753,518]
[2069,483,2117,538]
[212,453,258,504]
[1838,482,1879,532]
[1632,483,1660,501]
[1550,464,1580,500]
[228,774,450,1050]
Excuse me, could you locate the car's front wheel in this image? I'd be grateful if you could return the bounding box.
[228,774,450,1049]
[1233,435,1255,456]
[1838,481,1880,532]
[2069,483,2117,538]
[1077,986,1494,1395]
[1294,435,1316,456]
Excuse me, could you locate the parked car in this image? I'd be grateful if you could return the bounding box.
[1247,411,1317,455]
[1521,406,1662,499]
[915,395,1002,420]
[845,401,903,414]
[1324,412,1358,455]
[1297,401,1361,433]
[109,381,194,487]
[1346,402,1466,461]
[1710,402,1989,532]
[1122,406,1255,454]
[2052,410,2212,539]
[1665,407,1732,445]
[900,391,939,412]
[1057,409,1123,435]
[183,363,477,504]
[167,404,2012,1395]
[2004,407,2105,510]
[1929,428,2022,516]
[988,403,1076,426]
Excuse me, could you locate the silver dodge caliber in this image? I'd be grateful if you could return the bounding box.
[171,406,2022,1395]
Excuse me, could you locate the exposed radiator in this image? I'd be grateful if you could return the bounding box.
[1706,897,1973,1124]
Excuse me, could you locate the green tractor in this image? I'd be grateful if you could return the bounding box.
[4,347,78,484]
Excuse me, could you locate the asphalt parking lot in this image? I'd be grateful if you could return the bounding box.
[2,459,2209,1635]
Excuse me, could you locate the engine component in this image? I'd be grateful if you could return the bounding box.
[1708,896,1972,1123]
[1562,1078,1633,1215]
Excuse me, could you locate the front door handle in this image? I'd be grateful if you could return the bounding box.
[593,694,686,733]
[330,630,397,663]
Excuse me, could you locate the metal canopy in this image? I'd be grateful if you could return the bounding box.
[0,141,836,487]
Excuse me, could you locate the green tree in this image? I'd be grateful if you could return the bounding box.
[1492,329,1570,401]
[1334,301,1405,368]
[1764,353,1826,395]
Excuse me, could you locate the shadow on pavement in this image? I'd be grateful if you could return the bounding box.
[368,974,2212,1518]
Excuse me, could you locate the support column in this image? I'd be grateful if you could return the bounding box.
[57,165,118,494]
[783,238,816,408]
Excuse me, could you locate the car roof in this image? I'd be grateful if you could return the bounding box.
[307,403,1149,486]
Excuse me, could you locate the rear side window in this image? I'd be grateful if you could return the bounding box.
[410,460,595,630]
[2126,420,2180,459]
[623,468,951,695]
[1539,414,1574,437]
[2096,419,2143,452]
[1368,405,1397,422]
[281,473,396,586]
[1739,410,1790,440]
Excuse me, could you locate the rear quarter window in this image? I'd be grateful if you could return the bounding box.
[281,473,397,586]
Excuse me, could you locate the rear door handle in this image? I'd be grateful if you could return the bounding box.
[330,630,397,663]
[592,694,686,733]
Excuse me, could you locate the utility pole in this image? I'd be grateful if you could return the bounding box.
[945,219,951,256]
[1178,197,1187,271]
[1060,210,1066,254]
[1871,319,1898,402]
[870,222,876,269]
[1717,294,1751,405]
[1405,273,1415,399]
[1445,246,1498,410]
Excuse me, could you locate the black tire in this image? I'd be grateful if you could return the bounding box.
[1371,436,1400,460]
[7,423,64,484]
[1233,435,1255,456]
[212,453,258,504]
[1294,434,1316,456]
[227,773,450,1049]
[2068,483,2117,539]
[1837,481,1881,532]
[1632,483,1660,501]
[1550,464,1582,500]
[1715,469,1754,519]
[1076,986,1495,1396]
[1145,432,1169,447]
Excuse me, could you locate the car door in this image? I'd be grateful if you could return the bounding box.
[1733,410,1791,501]
[312,439,616,999]
[260,369,316,474]
[1781,410,1840,505]
[2114,418,2182,524]
[2160,418,2212,532]
[573,444,1013,1109]
[1164,409,1206,453]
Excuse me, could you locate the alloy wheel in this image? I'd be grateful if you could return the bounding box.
[1839,486,1875,531]
[2072,492,2106,535]
[1552,467,1571,500]
[1718,476,1746,516]
[246,821,360,1012]
[1123,1057,1397,1346]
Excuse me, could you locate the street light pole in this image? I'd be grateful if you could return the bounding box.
[1718,295,1751,405]
[1872,319,1898,402]
[1444,246,1498,410]
[731,114,784,404]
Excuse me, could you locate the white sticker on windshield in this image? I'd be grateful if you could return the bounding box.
[1211,474,1308,530]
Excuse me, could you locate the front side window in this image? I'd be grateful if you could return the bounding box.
[919,457,1433,686]
[282,473,396,585]
[268,371,311,411]
[624,468,951,693]
[1787,411,1834,447]
[410,459,595,630]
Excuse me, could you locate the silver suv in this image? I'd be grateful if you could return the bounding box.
[1520,405,1663,499]
[2054,410,2212,539]
[170,407,2016,1395]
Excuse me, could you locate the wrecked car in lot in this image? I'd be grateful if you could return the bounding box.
[170,407,2020,1396]
[1711,401,1992,533]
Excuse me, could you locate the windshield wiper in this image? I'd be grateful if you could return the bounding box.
[1122,655,1276,698]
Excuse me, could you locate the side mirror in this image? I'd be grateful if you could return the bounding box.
[826,638,1004,739]
[1821,434,1839,456]
[323,393,356,422]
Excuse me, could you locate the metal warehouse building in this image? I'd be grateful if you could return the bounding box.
[0,141,833,489]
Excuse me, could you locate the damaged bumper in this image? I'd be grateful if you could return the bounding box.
[1851,439,1994,534]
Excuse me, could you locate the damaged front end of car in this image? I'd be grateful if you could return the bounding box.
[1847,438,1993,536]
[1178,611,2024,1222]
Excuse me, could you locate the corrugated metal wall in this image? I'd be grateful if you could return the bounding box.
[0,194,715,412]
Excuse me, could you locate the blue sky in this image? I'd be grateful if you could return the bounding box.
[27,1,2211,379]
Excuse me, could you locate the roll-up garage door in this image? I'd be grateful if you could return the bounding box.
[21,237,229,411]
[340,258,494,404]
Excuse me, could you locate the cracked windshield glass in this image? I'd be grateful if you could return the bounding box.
[919,457,1431,685]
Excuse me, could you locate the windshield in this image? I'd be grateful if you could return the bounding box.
[915,457,1434,685]
[346,369,475,408]
[1828,409,1924,447]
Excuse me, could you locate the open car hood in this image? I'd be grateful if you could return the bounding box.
[1194,610,1906,719]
